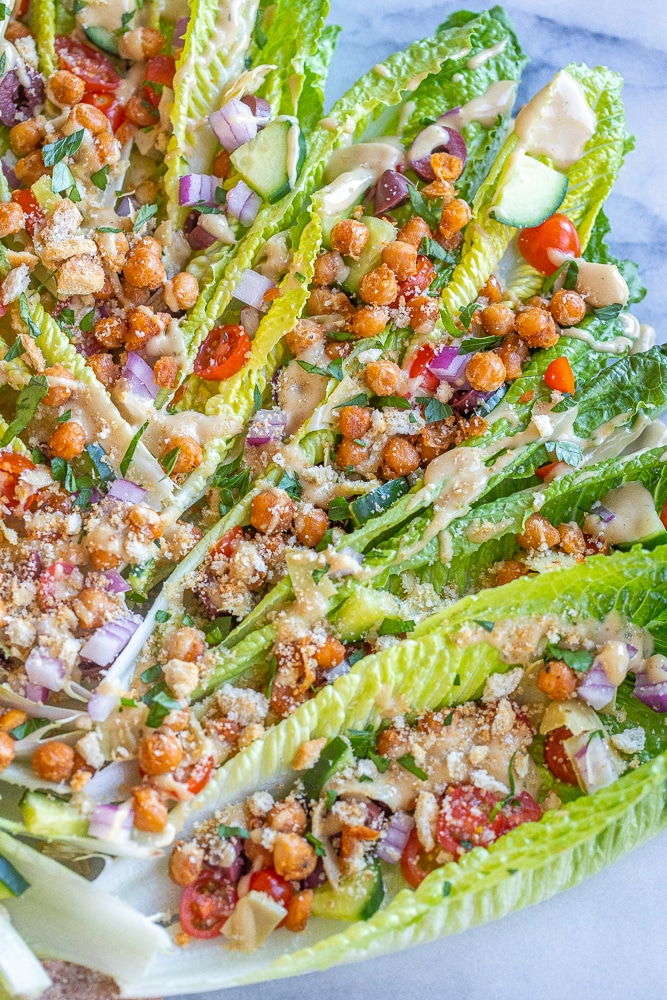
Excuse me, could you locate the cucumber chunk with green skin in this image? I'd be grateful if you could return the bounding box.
[342,216,397,295]
[349,477,410,527]
[489,151,568,228]
[0,856,30,899]
[20,790,89,838]
[591,482,667,550]
[301,736,351,801]
[333,587,400,642]
[83,25,120,55]
[230,121,306,204]
[311,858,385,921]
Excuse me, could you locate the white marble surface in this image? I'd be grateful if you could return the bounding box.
[172,5,667,998]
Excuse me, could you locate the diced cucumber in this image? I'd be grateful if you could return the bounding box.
[342,216,397,295]
[83,24,120,55]
[591,482,667,550]
[31,175,60,213]
[311,858,384,921]
[333,587,401,643]
[489,151,568,228]
[349,477,410,526]
[230,121,306,204]
[301,736,351,801]
[21,790,89,838]
[0,856,30,900]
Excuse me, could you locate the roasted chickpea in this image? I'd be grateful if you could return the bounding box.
[517,513,560,551]
[495,559,529,586]
[294,506,330,548]
[273,832,318,880]
[93,130,120,168]
[347,304,389,338]
[381,240,418,281]
[127,503,163,540]
[431,151,464,181]
[313,250,348,286]
[465,351,507,392]
[557,521,586,556]
[32,741,74,782]
[251,487,296,534]
[0,709,28,733]
[358,264,398,306]
[336,437,370,470]
[0,732,15,773]
[139,732,183,776]
[376,726,405,758]
[382,436,420,478]
[515,307,559,349]
[47,70,85,107]
[162,436,202,475]
[307,286,353,316]
[439,198,471,239]
[14,150,48,186]
[314,636,345,670]
[94,316,127,349]
[330,218,369,260]
[419,418,454,462]
[480,302,515,337]
[284,318,325,355]
[70,102,109,134]
[125,306,164,351]
[284,889,313,933]
[338,404,372,439]
[164,271,199,311]
[494,333,529,381]
[168,840,205,886]
[9,117,44,156]
[165,626,206,663]
[549,288,587,328]
[132,786,169,832]
[5,21,31,41]
[87,353,121,387]
[397,215,432,248]
[73,587,117,629]
[49,420,86,461]
[213,148,230,178]
[268,797,308,834]
[118,25,165,61]
[153,356,180,388]
[0,201,25,238]
[124,94,159,127]
[123,238,166,290]
[42,363,73,407]
[365,358,405,396]
[480,274,503,302]
[537,660,577,701]
[407,295,439,335]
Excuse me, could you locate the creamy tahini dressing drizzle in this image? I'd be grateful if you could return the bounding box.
[324,138,405,185]
[443,80,517,130]
[466,39,507,70]
[513,70,597,171]
[588,482,663,547]
[316,166,377,216]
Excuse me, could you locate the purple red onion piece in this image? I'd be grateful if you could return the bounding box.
[577,661,616,711]
[375,811,414,864]
[25,682,48,703]
[25,649,66,693]
[80,617,142,669]
[246,408,287,446]
[173,16,189,51]
[234,269,275,309]
[226,180,262,226]
[633,676,667,713]
[208,99,257,152]
[104,570,131,594]
[374,169,411,216]
[240,95,271,124]
[88,802,133,841]
[107,478,147,504]
[427,345,469,383]
[178,173,222,207]
[122,352,158,399]
[589,501,615,524]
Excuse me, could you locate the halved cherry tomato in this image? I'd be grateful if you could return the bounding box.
[82,93,124,131]
[517,213,581,276]
[0,452,34,511]
[544,356,575,395]
[400,826,441,889]
[187,756,214,795]
[492,790,541,836]
[212,525,244,559]
[194,325,251,381]
[179,869,237,939]
[12,189,44,236]
[146,55,176,87]
[14,0,29,16]
[249,868,294,924]
[544,726,578,785]
[393,255,436,305]
[55,36,121,93]
[437,785,501,856]
[409,344,435,378]
[660,502,667,531]
[535,461,560,481]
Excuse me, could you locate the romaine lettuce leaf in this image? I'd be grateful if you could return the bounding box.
[584,207,646,304]
[29,0,56,75]
[253,0,330,118]
[299,23,341,132]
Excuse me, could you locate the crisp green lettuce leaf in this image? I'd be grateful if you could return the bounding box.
[29,0,56,75]
[253,0,330,118]
[584,207,646,304]
[0,908,51,1000]
[299,24,341,132]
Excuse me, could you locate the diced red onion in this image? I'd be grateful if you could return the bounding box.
[104,570,131,594]
[80,617,141,669]
[374,170,410,215]
[87,691,119,722]
[187,222,217,250]
[570,734,619,794]
[246,408,287,446]
[589,501,615,524]
[116,195,136,217]
[451,388,492,412]
[326,660,351,682]
[122,351,158,399]
[301,858,327,889]
[208,99,257,152]
[633,675,667,713]
[626,644,638,657]
[88,802,133,842]
[240,306,261,338]
[376,811,414,864]
[178,173,222,208]
[25,648,66,693]
[428,345,469,384]
[240,95,271,125]
[226,180,262,226]
[409,124,467,181]
[173,16,189,52]
[25,682,48,704]
[107,479,147,504]
[577,661,616,711]
[329,547,363,578]
[234,269,275,309]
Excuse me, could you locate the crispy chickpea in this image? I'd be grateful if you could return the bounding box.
[123,238,166,290]
[307,286,353,316]
[515,307,559,349]
[251,487,296,533]
[5,21,31,41]
[47,70,85,108]
[118,25,165,61]
[338,404,372,439]
[537,660,577,701]
[42,363,73,407]
[273,832,318,880]
[549,288,587,328]
[480,302,515,337]
[284,318,325,355]
[32,741,74,782]
[70,102,109,134]
[365,358,405,396]
[439,198,471,240]
[0,732,15,773]
[358,264,398,306]
[330,218,369,260]
[407,295,439,335]
[125,306,163,351]
[162,436,202,475]
[94,315,127,349]
[294,507,330,548]
[14,150,48,186]
[313,250,348,286]
[213,148,230,178]
[87,353,121,387]
[132,786,169,832]
[381,240,418,281]
[0,201,25,238]
[494,332,529,381]
[94,131,121,167]
[431,151,464,181]
[419,418,454,462]
[127,503,163,540]
[120,280,151,307]
[284,890,313,933]
[495,559,529,586]
[398,215,432,248]
[49,420,86,461]
[168,840,205,886]
[336,437,370,470]
[268,797,308,834]
[124,94,159,127]
[517,513,560,551]
[166,626,206,663]
[557,521,586,556]
[9,117,44,156]
[73,587,117,629]
[314,636,345,670]
[383,436,420,478]
[139,732,183,776]
[347,304,389,339]
[0,709,28,733]
[480,274,503,302]
[153,355,180,388]
[324,340,352,360]
[526,295,550,310]
[465,351,507,392]
[376,726,405,758]
[165,271,199,311]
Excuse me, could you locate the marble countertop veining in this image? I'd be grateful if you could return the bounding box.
[172,5,667,999]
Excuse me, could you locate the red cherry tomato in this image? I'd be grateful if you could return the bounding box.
[187,756,214,795]
[436,785,501,856]
[394,255,436,305]
[11,189,44,236]
[535,461,560,481]
[517,213,581,276]
[409,344,435,379]
[212,525,244,559]
[660,502,667,531]
[249,868,294,924]
[544,727,579,785]
[544,356,575,395]
[55,36,121,93]
[194,325,251,381]
[179,869,237,939]
[400,826,441,889]
[0,452,34,511]
[82,92,125,131]
[146,55,176,87]
[491,790,541,837]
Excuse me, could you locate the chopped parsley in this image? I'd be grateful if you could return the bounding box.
[90,164,110,191]
[119,420,148,477]
[277,469,302,499]
[140,664,162,685]
[334,393,369,409]
[397,753,428,781]
[56,409,71,423]
[306,832,326,857]
[155,610,171,623]
[79,307,96,333]
[1,375,48,446]
[415,396,452,423]
[161,445,182,478]
[133,203,158,232]
[370,395,411,410]
[312,564,329,584]
[218,824,249,839]
[10,717,49,740]
[457,335,503,354]
[42,129,84,166]
[544,644,594,672]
